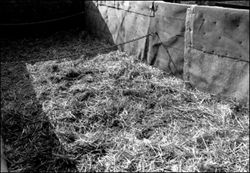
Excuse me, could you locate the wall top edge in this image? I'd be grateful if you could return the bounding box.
[190,4,249,12]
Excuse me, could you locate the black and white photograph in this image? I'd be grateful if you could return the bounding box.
[0,0,249,172]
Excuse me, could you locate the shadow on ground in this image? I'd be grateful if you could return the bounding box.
[1,61,79,172]
[0,27,115,173]
[0,2,118,171]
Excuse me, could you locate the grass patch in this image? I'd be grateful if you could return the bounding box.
[1,29,249,172]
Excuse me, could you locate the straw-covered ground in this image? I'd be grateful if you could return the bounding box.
[1,29,249,172]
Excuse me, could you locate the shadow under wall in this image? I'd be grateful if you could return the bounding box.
[83,1,115,46]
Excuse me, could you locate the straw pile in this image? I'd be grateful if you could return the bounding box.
[1,29,249,172]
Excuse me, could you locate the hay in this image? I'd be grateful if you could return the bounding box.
[1,29,249,172]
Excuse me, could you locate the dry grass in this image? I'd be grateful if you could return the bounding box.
[1,29,249,172]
